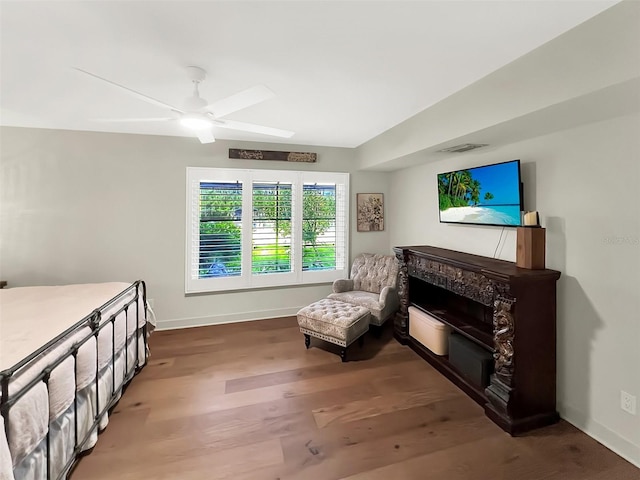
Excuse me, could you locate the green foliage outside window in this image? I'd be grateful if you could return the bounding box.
[199,183,337,278]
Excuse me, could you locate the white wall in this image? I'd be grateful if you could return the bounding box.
[388,113,640,466]
[0,127,390,329]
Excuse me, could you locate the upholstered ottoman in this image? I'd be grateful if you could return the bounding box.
[297,298,370,362]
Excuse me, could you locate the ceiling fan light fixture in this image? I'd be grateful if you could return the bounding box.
[74,66,294,142]
[180,113,212,130]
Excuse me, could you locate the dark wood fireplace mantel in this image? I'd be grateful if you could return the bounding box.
[393,245,561,435]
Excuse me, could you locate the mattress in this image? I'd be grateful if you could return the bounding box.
[0,282,142,370]
[0,282,149,480]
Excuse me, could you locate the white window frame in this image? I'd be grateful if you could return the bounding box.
[186,167,349,293]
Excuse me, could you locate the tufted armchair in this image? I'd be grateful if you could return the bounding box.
[328,253,400,327]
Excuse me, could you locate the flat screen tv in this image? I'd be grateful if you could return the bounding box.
[437,159,523,226]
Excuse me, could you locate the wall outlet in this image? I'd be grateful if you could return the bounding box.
[147,298,155,309]
[621,390,636,415]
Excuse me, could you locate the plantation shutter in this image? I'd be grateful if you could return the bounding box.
[334,181,347,271]
[252,182,293,275]
[302,183,337,271]
[186,168,348,293]
[198,182,243,278]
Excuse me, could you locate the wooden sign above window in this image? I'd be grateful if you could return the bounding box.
[229,149,317,163]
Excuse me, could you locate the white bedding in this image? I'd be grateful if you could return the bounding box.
[0,282,141,369]
[0,282,149,480]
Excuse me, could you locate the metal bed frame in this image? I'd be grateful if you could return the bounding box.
[0,280,148,480]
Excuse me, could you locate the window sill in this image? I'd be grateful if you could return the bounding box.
[185,279,337,295]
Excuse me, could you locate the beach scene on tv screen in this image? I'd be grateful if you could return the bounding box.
[438,161,521,226]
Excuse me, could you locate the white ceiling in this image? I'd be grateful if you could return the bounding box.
[0,0,621,148]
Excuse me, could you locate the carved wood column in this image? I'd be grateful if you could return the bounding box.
[485,293,516,420]
[393,247,409,343]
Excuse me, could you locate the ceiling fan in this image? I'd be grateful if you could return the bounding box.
[74,66,294,144]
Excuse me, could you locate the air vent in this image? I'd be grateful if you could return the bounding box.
[437,143,488,153]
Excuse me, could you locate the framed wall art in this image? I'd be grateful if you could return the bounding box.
[357,193,384,232]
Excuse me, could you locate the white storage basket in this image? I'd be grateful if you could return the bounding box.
[408,306,451,356]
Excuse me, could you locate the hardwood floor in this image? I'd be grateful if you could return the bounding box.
[72,317,639,480]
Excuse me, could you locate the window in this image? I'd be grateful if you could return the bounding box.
[302,183,339,271]
[198,181,243,278]
[252,181,292,275]
[186,168,349,293]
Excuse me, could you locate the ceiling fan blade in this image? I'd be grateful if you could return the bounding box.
[196,129,216,144]
[213,119,294,138]
[74,68,183,113]
[91,117,175,122]
[205,85,275,118]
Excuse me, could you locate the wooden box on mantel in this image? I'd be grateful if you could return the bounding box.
[516,227,546,269]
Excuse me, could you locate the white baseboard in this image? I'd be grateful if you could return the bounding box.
[559,404,640,468]
[155,306,302,331]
